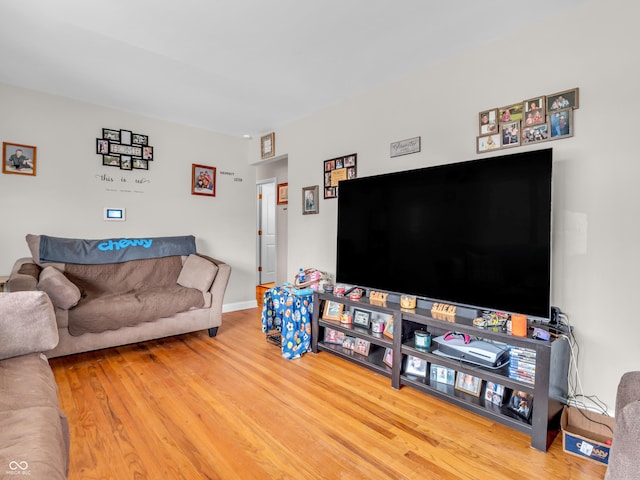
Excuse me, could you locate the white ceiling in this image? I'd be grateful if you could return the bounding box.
[0,0,587,137]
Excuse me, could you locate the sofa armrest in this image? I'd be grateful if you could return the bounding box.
[615,371,640,414]
[8,257,41,292]
[606,400,640,479]
[0,291,59,360]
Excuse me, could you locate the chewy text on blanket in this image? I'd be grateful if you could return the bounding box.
[97,238,153,251]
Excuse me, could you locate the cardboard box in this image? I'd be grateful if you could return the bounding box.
[561,406,615,465]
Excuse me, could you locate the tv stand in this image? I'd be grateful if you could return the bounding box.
[311,292,569,452]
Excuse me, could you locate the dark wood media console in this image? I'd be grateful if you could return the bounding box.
[311,292,570,452]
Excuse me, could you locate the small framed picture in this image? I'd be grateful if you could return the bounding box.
[523,96,546,115]
[404,355,428,377]
[132,158,148,170]
[120,129,132,145]
[322,300,344,321]
[97,138,109,154]
[119,155,132,171]
[191,164,216,197]
[476,133,501,153]
[484,381,506,406]
[324,328,345,345]
[3,142,37,176]
[455,372,482,397]
[509,390,534,422]
[277,182,288,205]
[430,364,455,385]
[382,347,393,368]
[261,132,275,159]
[102,128,120,141]
[498,103,524,123]
[342,336,356,350]
[142,146,153,160]
[302,185,319,215]
[352,308,372,328]
[500,121,521,148]
[479,109,498,135]
[132,133,148,145]
[521,123,550,144]
[382,314,394,338]
[103,155,120,167]
[547,88,579,111]
[523,109,545,127]
[353,338,371,356]
[549,108,573,140]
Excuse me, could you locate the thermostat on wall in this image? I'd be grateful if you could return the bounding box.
[104,207,126,221]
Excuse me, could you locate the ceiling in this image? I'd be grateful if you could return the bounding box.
[0,0,587,137]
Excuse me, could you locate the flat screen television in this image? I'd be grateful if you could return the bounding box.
[336,148,552,319]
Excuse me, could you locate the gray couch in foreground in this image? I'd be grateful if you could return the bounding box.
[0,291,69,480]
[8,235,231,358]
[605,371,640,479]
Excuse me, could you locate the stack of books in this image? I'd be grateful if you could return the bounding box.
[508,347,536,385]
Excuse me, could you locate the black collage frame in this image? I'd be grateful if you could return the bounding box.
[97,128,154,171]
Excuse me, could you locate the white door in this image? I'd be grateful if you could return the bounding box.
[258,181,277,284]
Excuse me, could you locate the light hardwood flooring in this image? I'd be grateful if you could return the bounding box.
[50,307,607,479]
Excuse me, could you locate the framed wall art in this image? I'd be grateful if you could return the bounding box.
[323,153,357,199]
[476,133,501,154]
[479,109,498,135]
[500,121,521,148]
[547,88,579,111]
[192,164,216,197]
[302,185,319,215]
[521,123,549,144]
[549,109,573,140]
[277,182,288,205]
[98,127,154,171]
[2,142,37,176]
[261,132,275,159]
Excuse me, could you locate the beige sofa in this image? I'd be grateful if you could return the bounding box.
[0,291,70,479]
[8,235,231,358]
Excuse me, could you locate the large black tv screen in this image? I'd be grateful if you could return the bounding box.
[336,148,552,319]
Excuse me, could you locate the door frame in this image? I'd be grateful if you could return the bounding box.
[256,177,277,285]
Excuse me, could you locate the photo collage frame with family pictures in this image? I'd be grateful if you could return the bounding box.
[97,128,154,171]
[477,88,578,154]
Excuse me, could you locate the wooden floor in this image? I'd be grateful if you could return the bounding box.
[50,307,607,480]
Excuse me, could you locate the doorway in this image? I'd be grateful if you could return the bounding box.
[257,179,277,286]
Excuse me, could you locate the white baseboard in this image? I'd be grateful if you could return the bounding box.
[223,299,258,312]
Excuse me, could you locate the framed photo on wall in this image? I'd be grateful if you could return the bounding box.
[549,109,573,140]
[547,88,579,111]
[191,163,216,197]
[2,142,37,176]
[277,182,288,205]
[302,185,319,215]
[479,109,498,135]
[261,132,275,159]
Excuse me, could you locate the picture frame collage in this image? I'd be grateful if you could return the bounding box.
[97,128,154,171]
[323,153,357,199]
[400,359,533,423]
[477,87,578,154]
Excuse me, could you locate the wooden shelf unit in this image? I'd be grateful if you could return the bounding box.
[311,292,569,452]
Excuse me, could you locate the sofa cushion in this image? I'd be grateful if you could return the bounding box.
[68,285,205,336]
[0,292,59,360]
[177,254,218,292]
[37,266,81,309]
[0,353,60,412]
[0,406,69,480]
[26,233,41,263]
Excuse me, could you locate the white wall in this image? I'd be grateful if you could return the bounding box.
[0,84,256,309]
[270,0,639,411]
